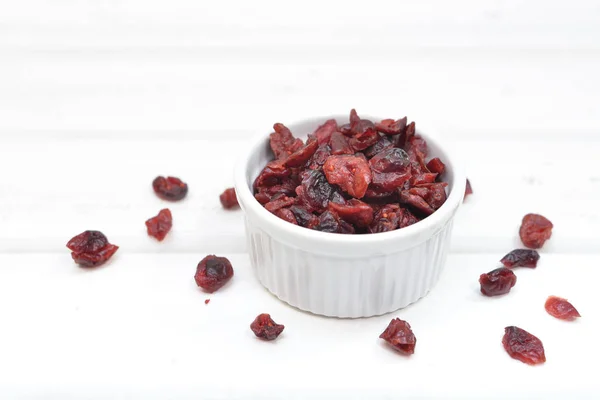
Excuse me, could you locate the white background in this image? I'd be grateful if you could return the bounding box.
[0,1,599,399]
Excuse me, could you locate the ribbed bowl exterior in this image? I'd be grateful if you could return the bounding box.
[246,218,455,318]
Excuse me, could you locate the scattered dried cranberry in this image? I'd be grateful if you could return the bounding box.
[464,178,473,200]
[379,318,416,355]
[219,187,239,209]
[500,249,540,268]
[324,155,372,198]
[502,326,546,365]
[250,314,285,341]
[145,208,173,241]
[479,267,517,296]
[152,176,188,201]
[194,255,234,293]
[519,213,553,249]
[545,296,581,321]
[204,299,210,305]
[254,110,449,234]
[66,230,119,268]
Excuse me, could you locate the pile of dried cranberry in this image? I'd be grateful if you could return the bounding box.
[253,110,449,234]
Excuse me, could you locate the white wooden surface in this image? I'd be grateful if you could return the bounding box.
[1,1,599,398]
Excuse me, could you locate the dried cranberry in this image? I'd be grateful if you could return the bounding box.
[502,326,546,365]
[283,138,319,168]
[500,249,540,268]
[219,187,239,209]
[286,206,316,228]
[145,208,173,241]
[274,208,298,225]
[328,199,374,227]
[399,207,420,228]
[314,211,343,233]
[296,170,334,213]
[379,318,416,355]
[204,299,210,305]
[464,178,473,200]
[399,190,435,216]
[250,314,285,341]
[270,123,303,159]
[308,144,332,169]
[324,155,372,198]
[519,214,553,249]
[369,148,412,191]
[329,131,354,155]
[545,296,581,321]
[254,160,291,188]
[418,182,448,210]
[348,129,379,151]
[364,135,393,158]
[369,204,401,233]
[265,196,296,213]
[426,158,445,175]
[375,117,408,135]
[479,267,517,296]
[152,176,188,201]
[313,119,338,145]
[194,255,234,293]
[66,230,119,268]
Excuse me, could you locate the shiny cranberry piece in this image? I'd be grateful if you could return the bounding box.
[313,119,338,145]
[324,155,372,198]
[502,326,546,365]
[328,199,374,227]
[479,267,517,296]
[500,249,540,268]
[364,135,393,158]
[545,296,581,321]
[254,160,291,189]
[152,176,188,201]
[219,187,239,209]
[308,144,332,170]
[464,178,473,200]
[399,207,420,228]
[426,157,445,175]
[270,123,303,159]
[399,190,435,216]
[290,206,319,228]
[369,148,412,191]
[315,211,354,234]
[329,131,354,155]
[194,255,234,293]
[368,204,401,233]
[66,230,119,268]
[250,314,285,341]
[379,318,416,355]
[145,208,173,241]
[283,138,319,168]
[519,213,553,249]
[296,170,334,213]
[375,117,408,135]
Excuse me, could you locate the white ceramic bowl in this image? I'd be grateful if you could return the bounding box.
[235,115,465,318]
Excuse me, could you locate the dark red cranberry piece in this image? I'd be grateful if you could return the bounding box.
[296,170,334,213]
[368,204,401,233]
[270,123,303,159]
[328,199,374,228]
[253,160,291,189]
[364,135,393,158]
[313,119,338,145]
[399,207,420,228]
[250,314,285,341]
[519,214,553,249]
[289,206,319,229]
[500,249,540,268]
[324,155,372,199]
[479,267,517,296]
[66,230,119,268]
[416,182,448,210]
[545,296,581,321]
[426,158,445,175]
[329,131,354,155]
[283,138,319,168]
[204,299,210,305]
[265,196,296,213]
[194,255,234,293]
[369,148,412,191]
[145,208,173,241]
[308,144,332,170]
[375,117,408,135]
[274,208,298,225]
[379,318,416,355]
[219,187,239,209]
[348,129,380,151]
[502,326,546,365]
[399,190,435,216]
[314,211,344,233]
[152,176,188,201]
[464,178,473,200]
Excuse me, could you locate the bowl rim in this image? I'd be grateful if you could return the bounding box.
[234,114,465,251]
